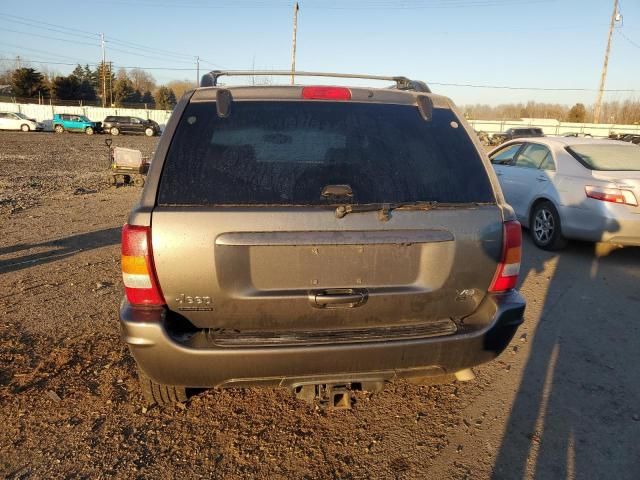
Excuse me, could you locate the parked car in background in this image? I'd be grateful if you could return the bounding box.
[52,114,102,135]
[120,71,525,407]
[491,127,544,145]
[619,134,640,145]
[103,116,160,136]
[562,132,592,138]
[489,137,640,250]
[0,111,44,132]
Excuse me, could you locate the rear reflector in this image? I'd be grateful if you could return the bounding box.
[585,185,638,206]
[302,86,351,101]
[121,224,165,306]
[489,221,522,292]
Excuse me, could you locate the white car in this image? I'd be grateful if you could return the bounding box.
[489,137,640,250]
[0,111,44,132]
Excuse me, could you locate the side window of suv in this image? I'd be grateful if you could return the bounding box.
[490,143,523,165]
[515,143,553,169]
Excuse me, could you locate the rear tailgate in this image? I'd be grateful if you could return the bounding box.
[151,94,503,331]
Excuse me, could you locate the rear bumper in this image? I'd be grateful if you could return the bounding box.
[560,203,640,246]
[120,291,525,388]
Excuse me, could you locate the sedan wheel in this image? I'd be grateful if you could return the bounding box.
[21,124,30,132]
[54,125,64,134]
[144,127,154,137]
[85,126,94,135]
[110,127,120,136]
[530,201,567,250]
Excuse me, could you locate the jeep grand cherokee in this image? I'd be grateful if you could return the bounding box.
[120,71,526,407]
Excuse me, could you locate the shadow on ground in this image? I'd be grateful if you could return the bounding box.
[492,235,640,480]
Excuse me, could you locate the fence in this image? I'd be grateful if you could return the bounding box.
[0,101,173,130]
[467,118,640,138]
[2,100,640,137]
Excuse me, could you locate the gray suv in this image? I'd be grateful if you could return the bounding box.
[120,71,525,408]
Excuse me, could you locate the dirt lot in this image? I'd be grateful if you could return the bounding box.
[1,131,639,479]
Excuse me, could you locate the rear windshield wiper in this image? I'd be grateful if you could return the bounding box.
[335,201,438,221]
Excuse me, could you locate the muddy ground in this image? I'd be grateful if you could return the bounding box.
[1,131,639,479]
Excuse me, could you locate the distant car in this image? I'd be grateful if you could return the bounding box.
[52,114,102,135]
[489,137,640,250]
[619,134,640,145]
[492,127,544,145]
[562,132,592,138]
[0,111,44,132]
[103,116,160,137]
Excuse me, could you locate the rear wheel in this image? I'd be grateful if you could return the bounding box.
[54,124,64,134]
[85,126,94,135]
[530,201,567,250]
[134,176,145,187]
[144,127,154,137]
[20,124,30,132]
[110,126,120,136]
[137,368,188,406]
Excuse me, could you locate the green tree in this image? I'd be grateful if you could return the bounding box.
[78,79,97,101]
[567,103,587,123]
[52,75,81,100]
[11,68,48,98]
[113,76,135,106]
[141,90,154,106]
[155,86,177,109]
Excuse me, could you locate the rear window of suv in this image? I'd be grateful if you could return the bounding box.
[157,101,495,205]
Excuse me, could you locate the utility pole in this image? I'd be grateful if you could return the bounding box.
[593,0,618,123]
[290,2,299,85]
[196,56,200,87]
[109,61,113,107]
[15,55,21,69]
[100,33,106,107]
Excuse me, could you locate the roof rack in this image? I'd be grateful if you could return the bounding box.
[200,70,431,93]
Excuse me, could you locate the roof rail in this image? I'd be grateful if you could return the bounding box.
[200,70,431,93]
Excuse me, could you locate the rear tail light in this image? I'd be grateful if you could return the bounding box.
[585,185,637,206]
[302,86,351,100]
[121,224,165,306]
[489,221,522,293]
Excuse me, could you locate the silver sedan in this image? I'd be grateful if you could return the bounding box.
[489,137,640,250]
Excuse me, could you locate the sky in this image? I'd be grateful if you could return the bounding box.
[0,0,638,106]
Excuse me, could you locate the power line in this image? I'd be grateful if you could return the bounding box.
[0,27,99,47]
[617,29,640,49]
[2,56,637,92]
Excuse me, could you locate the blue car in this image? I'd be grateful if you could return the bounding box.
[52,113,102,135]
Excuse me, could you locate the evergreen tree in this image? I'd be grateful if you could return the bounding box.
[567,103,587,123]
[155,86,177,109]
[141,90,154,106]
[52,75,81,100]
[11,68,48,98]
[113,75,135,106]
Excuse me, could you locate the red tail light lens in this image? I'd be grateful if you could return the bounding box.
[489,221,522,292]
[585,185,638,206]
[121,224,165,306]
[302,86,351,100]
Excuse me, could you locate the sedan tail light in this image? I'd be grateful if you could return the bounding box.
[489,221,522,292]
[121,224,165,306]
[585,185,638,206]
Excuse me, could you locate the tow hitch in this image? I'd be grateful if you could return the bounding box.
[294,381,384,409]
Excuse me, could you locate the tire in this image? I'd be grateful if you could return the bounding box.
[85,126,94,135]
[54,124,64,134]
[20,124,30,132]
[144,127,154,137]
[134,176,145,187]
[137,368,188,406]
[530,201,567,251]
[110,127,120,136]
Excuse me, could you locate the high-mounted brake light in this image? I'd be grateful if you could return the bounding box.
[489,221,522,293]
[585,185,638,206]
[121,224,165,306]
[302,86,351,101]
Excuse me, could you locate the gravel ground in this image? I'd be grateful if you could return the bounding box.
[1,131,639,479]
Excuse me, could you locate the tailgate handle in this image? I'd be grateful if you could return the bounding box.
[310,289,368,309]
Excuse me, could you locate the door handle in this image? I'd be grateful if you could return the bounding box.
[309,289,368,309]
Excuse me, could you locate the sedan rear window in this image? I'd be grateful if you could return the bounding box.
[158,101,495,205]
[568,144,640,171]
